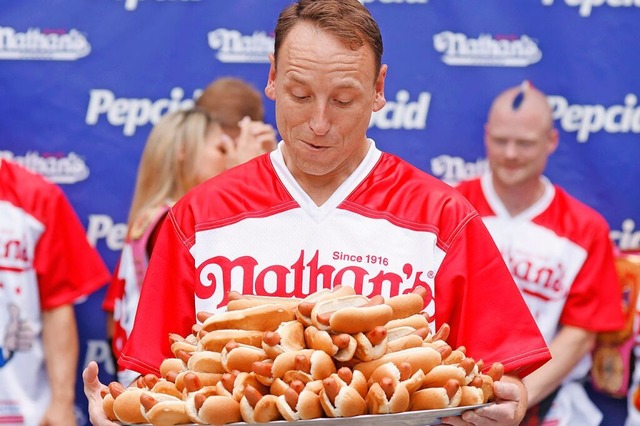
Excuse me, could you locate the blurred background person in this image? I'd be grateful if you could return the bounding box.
[196,76,277,167]
[456,81,625,426]
[102,99,274,385]
[0,158,110,426]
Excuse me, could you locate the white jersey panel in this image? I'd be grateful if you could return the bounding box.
[482,217,587,343]
[192,207,442,317]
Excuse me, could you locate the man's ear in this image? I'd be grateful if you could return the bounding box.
[265,53,277,101]
[372,64,388,112]
[547,128,559,155]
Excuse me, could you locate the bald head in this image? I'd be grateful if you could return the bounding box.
[488,82,554,132]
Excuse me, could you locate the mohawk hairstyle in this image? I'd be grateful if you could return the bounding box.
[512,80,532,110]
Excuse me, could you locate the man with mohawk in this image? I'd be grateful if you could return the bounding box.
[457,81,625,425]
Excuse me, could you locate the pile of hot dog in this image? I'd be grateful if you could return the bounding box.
[102,286,504,425]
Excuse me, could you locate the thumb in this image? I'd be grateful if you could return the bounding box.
[7,303,20,325]
[494,380,520,402]
[83,361,102,390]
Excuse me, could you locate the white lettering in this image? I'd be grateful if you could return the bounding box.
[433,31,541,67]
[542,0,640,17]
[85,87,197,136]
[84,340,115,376]
[549,94,640,142]
[369,90,431,130]
[124,0,202,12]
[86,214,127,250]
[208,29,274,63]
[430,155,488,186]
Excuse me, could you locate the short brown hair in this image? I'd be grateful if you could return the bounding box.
[274,0,383,78]
[196,77,264,129]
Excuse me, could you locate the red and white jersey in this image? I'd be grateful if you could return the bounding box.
[121,142,550,378]
[456,174,624,424]
[0,159,110,425]
[456,174,623,343]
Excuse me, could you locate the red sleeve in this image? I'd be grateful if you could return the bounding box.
[119,209,197,376]
[34,184,110,309]
[102,259,122,313]
[435,215,551,378]
[559,219,625,331]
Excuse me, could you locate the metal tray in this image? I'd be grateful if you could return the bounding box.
[121,403,491,425]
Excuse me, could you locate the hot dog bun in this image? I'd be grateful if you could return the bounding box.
[140,391,190,426]
[201,304,295,332]
[354,346,441,380]
[385,289,426,321]
[221,342,269,373]
[198,329,264,352]
[410,378,461,410]
[295,286,357,327]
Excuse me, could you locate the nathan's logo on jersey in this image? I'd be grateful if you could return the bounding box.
[433,31,541,67]
[430,155,487,186]
[369,90,431,130]
[85,87,199,136]
[0,237,29,270]
[207,29,274,64]
[506,253,569,301]
[194,250,432,309]
[86,214,127,251]
[541,0,640,17]
[0,26,90,61]
[119,0,201,12]
[0,151,89,184]
[548,94,640,143]
[611,218,640,251]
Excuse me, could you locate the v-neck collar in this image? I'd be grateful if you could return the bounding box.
[270,139,382,222]
[480,172,555,221]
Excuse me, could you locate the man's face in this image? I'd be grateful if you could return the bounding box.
[484,102,557,190]
[265,22,386,184]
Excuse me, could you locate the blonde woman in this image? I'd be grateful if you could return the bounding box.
[102,108,234,385]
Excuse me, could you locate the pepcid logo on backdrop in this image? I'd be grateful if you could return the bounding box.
[541,0,640,17]
[0,27,90,60]
[208,28,274,63]
[85,87,199,136]
[119,0,201,12]
[430,155,487,186]
[548,94,640,142]
[0,150,90,184]
[433,32,541,67]
[87,214,126,251]
[369,90,431,130]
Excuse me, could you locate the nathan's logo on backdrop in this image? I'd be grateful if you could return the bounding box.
[548,94,640,142]
[541,0,640,17]
[120,0,201,12]
[208,29,274,63]
[430,155,487,186]
[85,87,199,136]
[369,90,431,130]
[0,27,90,60]
[433,31,541,67]
[0,150,89,184]
[611,219,640,251]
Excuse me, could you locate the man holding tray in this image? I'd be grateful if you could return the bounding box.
[84,0,551,424]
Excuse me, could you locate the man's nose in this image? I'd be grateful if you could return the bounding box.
[309,102,331,136]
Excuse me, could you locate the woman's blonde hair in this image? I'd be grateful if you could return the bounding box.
[127,108,220,229]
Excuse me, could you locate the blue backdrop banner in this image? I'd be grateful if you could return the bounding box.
[1,1,638,424]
